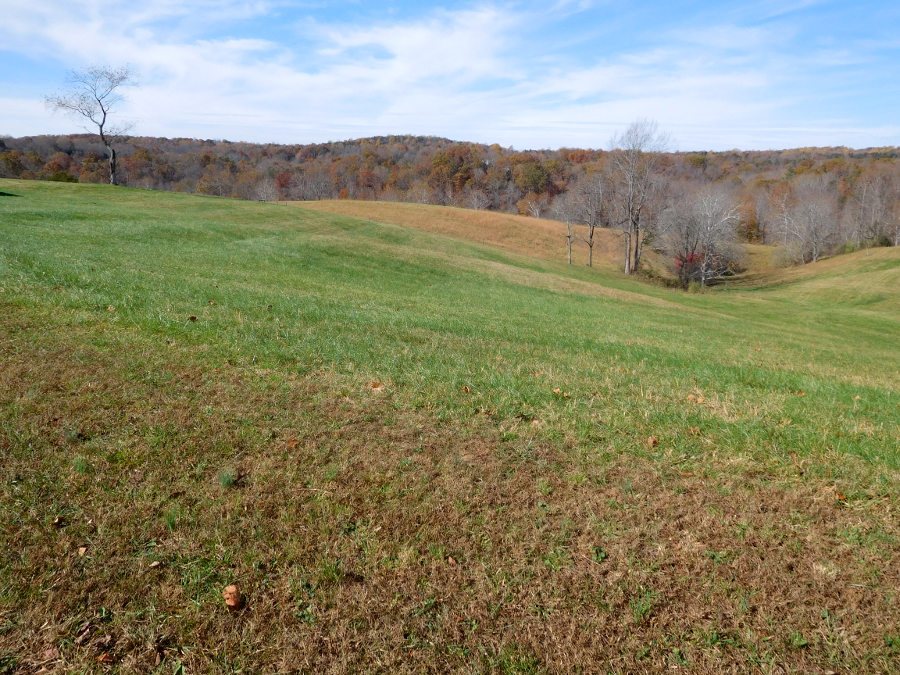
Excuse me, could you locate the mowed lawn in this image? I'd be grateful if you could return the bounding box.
[1,179,899,674]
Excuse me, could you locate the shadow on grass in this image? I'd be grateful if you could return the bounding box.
[0,191,21,197]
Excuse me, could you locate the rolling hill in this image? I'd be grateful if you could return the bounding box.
[1,180,898,673]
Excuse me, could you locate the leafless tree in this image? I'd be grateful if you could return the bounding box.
[465,186,490,210]
[255,178,279,202]
[783,177,840,263]
[571,172,606,267]
[607,119,672,274]
[661,185,740,288]
[45,65,137,186]
[846,170,899,248]
[552,193,578,264]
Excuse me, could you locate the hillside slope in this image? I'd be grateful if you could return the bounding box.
[1,180,899,674]
[288,199,674,273]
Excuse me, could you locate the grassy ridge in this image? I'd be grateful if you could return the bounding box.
[1,180,899,673]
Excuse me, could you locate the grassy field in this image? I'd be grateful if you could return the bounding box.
[1,180,899,674]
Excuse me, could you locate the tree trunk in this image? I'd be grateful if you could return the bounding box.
[623,231,632,275]
[107,145,118,185]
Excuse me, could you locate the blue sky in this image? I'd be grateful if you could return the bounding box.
[1,0,898,150]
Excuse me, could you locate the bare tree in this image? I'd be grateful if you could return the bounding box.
[783,177,840,263]
[45,65,137,185]
[571,172,605,267]
[607,119,671,274]
[846,170,898,248]
[661,185,740,288]
[552,192,578,264]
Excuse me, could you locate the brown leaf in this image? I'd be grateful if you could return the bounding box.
[286,438,299,449]
[42,647,59,661]
[686,394,696,401]
[188,315,197,322]
[222,584,245,611]
[688,427,700,436]
[696,396,706,404]
[106,306,115,312]
[78,546,88,557]
[552,387,562,395]
[51,516,64,528]
[647,436,659,448]
[448,556,457,566]
[370,381,385,392]
[462,385,470,393]
[96,653,115,664]
[208,300,216,305]
[148,560,161,569]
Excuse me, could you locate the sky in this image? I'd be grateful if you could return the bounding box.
[1,0,898,151]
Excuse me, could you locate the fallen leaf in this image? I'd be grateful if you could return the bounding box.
[854,395,861,400]
[686,394,696,401]
[647,436,659,448]
[208,300,216,305]
[448,556,457,566]
[462,385,470,393]
[754,347,760,351]
[696,396,706,404]
[149,560,161,569]
[188,315,197,322]
[106,306,115,312]
[42,647,59,660]
[51,516,64,528]
[78,546,88,557]
[563,392,570,398]
[370,381,385,392]
[531,419,541,427]
[286,438,299,449]
[222,584,245,611]
[553,387,562,395]
[797,391,806,396]
[688,427,700,435]
[96,653,115,664]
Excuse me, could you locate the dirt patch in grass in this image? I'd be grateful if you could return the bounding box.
[2,304,899,674]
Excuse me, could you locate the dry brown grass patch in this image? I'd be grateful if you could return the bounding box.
[2,304,899,674]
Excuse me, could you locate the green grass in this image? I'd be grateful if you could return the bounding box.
[1,179,899,673]
[2,181,897,471]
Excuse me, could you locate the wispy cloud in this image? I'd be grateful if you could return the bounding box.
[1,0,898,149]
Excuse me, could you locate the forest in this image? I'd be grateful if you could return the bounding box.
[2,131,898,285]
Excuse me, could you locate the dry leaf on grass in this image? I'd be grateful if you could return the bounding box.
[370,381,385,392]
[286,438,299,450]
[106,306,115,312]
[50,516,63,528]
[448,556,457,566]
[553,387,562,395]
[78,546,88,556]
[96,653,114,664]
[462,385,470,393]
[222,584,245,611]
[188,315,197,322]
[647,436,659,448]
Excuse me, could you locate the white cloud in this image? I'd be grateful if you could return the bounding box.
[0,0,897,149]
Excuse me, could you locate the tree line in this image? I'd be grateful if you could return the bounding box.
[2,126,898,282]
